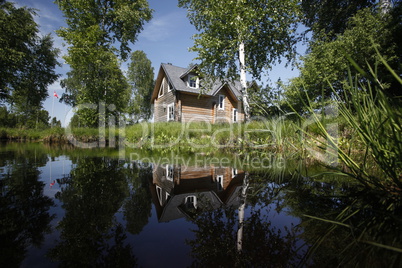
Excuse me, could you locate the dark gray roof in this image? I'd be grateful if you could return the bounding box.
[161,63,243,100]
[159,191,223,222]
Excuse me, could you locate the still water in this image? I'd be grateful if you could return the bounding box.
[0,143,401,267]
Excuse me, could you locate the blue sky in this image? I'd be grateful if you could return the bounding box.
[13,0,302,126]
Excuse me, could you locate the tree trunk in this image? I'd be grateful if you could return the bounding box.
[236,171,249,252]
[239,41,250,121]
[380,0,391,14]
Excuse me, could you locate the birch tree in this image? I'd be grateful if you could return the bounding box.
[178,0,300,121]
[127,50,154,123]
[55,0,152,127]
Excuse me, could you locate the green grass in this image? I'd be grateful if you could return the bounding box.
[294,60,402,194]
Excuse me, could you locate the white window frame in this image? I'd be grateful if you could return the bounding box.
[166,165,174,181]
[184,195,197,209]
[167,103,174,121]
[216,175,224,191]
[167,81,173,92]
[218,95,225,110]
[158,78,165,97]
[233,108,238,122]
[232,168,238,178]
[156,185,163,206]
[187,74,199,89]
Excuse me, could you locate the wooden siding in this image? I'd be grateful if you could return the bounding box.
[152,165,244,194]
[179,85,244,123]
[180,93,214,123]
[153,76,177,122]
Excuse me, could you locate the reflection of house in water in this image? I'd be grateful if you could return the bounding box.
[150,165,245,222]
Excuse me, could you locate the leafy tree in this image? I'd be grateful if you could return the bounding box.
[301,0,377,39]
[284,8,400,113]
[0,106,16,127]
[51,117,62,128]
[0,1,59,127]
[178,0,300,120]
[55,0,153,127]
[0,106,50,129]
[126,50,154,124]
[60,48,131,127]
[248,82,283,117]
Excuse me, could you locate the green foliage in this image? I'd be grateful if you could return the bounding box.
[248,82,283,117]
[61,49,131,127]
[284,8,400,113]
[178,0,300,80]
[0,1,59,126]
[0,106,50,129]
[298,62,402,193]
[301,0,377,39]
[126,50,154,123]
[55,0,152,60]
[56,0,153,127]
[51,117,61,128]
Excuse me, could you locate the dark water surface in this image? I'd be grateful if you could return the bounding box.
[0,143,401,267]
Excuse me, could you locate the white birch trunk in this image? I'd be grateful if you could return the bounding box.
[380,0,391,14]
[236,172,249,252]
[239,41,250,121]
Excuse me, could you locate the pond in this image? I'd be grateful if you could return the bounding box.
[0,142,401,267]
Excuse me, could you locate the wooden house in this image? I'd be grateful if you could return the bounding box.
[151,63,245,123]
[150,164,244,222]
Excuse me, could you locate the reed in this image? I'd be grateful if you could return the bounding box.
[296,58,402,194]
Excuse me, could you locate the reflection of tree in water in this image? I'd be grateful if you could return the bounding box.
[124,163,152,235]
[48,157,137,267]
[187,175,300,268]
[0,152,54,267]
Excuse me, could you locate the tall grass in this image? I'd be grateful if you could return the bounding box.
[298,60,402,194]
[124,119,302,155]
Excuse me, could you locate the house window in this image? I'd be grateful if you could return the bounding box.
[216,175,224,191]
[184,195,197,209]
[168,82,173,92]
[158,78,165,97]
[232,168,238,178]
[188,74,199,88]
[218,95,225,110]
[156,185,163,206]
[233,108,238,122]
[166,165,174,181]
[167,103,174,121]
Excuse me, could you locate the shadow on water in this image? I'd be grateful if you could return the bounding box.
[0,142,401,267]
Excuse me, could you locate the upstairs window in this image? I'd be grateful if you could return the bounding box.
[187,74,199,89]
[184,195,197,209]
[218,95,225,110]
